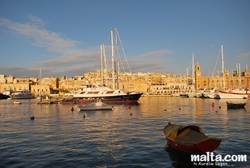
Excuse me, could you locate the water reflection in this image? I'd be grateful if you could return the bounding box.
[0,97,249,167]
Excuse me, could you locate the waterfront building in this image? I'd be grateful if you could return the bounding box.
[0,75,33,93]
[0,75,59,96]
[149,74,192,95]
[0,63,249,96]
[195,62,250,90]
[31,84,52,97]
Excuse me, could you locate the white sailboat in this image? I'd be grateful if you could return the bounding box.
[62,28,142,104]
[37,66,47,100]
[217,45,248,99]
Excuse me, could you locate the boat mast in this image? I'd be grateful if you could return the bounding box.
[100,44,103,85]
[192,53,195,86]
[39,66,42,98]
[221,45,225,90]
[114,29,120,89]
[238,63,241,88]
[111,30,115,89]
[102,44,108,86]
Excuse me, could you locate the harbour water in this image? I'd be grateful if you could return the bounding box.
[0,97,249,168]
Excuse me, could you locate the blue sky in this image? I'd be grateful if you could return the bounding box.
[0,0,249,78]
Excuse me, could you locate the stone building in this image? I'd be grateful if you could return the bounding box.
[195,62,250,90]
[0,63,249,96]
[0,75,33,93]
[0,75,59,96]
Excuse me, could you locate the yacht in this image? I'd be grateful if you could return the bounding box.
[62,84,142,104]
[216,91,248,99]
[11,90,34,99]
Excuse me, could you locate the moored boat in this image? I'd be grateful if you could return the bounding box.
[61,84,142,105]
[0,93,10,99]
[201,88,218,99]
[226,101,246,109]
[163,122,221,153]
[76,101,113,111]
[11,90,34,99]
[217,91,248,99]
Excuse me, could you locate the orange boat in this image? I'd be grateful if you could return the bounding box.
[163,122,221,153]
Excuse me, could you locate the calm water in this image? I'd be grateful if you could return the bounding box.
[0,97,249,168]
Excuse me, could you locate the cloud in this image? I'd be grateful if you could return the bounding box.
[238,52,250,58]
[0,16,174,77]
[33,47,100,68]
[137,50,173,58]
[0,16,79,54]
[126,50,173,72]
[27,14,47,28]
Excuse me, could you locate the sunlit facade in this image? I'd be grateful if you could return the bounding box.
[0,63,249,96]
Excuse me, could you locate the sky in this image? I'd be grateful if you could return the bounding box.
[0,0,250,78]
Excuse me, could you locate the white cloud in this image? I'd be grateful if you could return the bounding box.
[126,50,173,72]
[0,16,174,77]
[27,14,47,28]
[137,50,173,58]
[0,17,79,54]
[239,52,250,58]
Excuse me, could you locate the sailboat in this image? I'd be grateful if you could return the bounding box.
[36,66,47,101]
[62,29,143,105]
[217,45,249,99]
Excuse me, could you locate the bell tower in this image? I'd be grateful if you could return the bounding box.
[195,62,202,89]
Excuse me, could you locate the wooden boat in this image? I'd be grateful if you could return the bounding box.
[226,101,246,109]
[76,101,113,111]
[13,101,21,104]
[163,122,221,153]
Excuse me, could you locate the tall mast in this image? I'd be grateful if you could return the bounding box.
[115,28,119,89]
[39,66,42,97]
[111,30,115,89]
[102,44,108,86]
[239,63,241,88]
[40,66,42,80]
[100,45,103,85]
[221,45,224,74]
[221,45,225,89]
[192,53,195,85]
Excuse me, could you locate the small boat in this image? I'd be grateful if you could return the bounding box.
[0,93,10,99]
[163,122,221,153]
[11,90,34,99]
[13,101,21,104]
[226,101,246,109]
[76,101,113,111]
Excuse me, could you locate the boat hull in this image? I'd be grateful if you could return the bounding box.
[77,106,113,111]
[62,93,142,105]
[163,123,221,153]
[11,95,34,99]
[218,91,248,99]
[0,93,10,99]
[166,138,221,153]
[227,102,246,109]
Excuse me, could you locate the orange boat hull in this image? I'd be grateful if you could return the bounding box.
[167,138,221,153]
